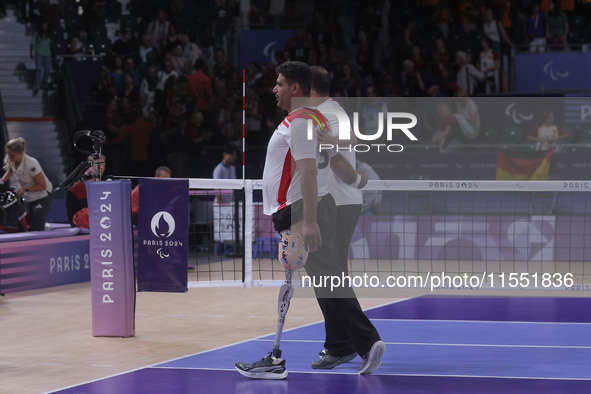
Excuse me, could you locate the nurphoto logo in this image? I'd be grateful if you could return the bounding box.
[307,109,418,153]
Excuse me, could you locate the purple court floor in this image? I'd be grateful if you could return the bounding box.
[49,296,591,394]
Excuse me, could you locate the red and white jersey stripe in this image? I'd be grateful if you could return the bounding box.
[262,107,331,215]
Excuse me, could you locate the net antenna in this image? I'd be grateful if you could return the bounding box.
[242,69,246,183]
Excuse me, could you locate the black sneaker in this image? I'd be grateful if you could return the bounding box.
[311,350,357,369]
[359,340,385,375]
[235,352,288,380]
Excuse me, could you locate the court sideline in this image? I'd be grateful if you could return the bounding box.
[0,281,396,393]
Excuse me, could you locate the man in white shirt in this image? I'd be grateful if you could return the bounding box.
[213,144,238,256]
[308,66,384,374]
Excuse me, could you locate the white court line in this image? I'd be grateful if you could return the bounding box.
[370,318,591,326]
[252,338,591,350]
[150,366,591,381]
[42,295,419,393]
[42,309,331,393]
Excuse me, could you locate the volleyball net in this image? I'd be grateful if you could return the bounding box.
[186,178,590,295]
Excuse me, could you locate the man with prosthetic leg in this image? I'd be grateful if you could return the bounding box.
[235,61,382,380]
[234,219,308,380]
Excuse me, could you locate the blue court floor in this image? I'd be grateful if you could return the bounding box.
[48,297,591,393]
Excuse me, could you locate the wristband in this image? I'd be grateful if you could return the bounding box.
[352,174,362,188]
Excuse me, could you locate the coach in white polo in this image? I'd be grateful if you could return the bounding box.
[2,137,53,231]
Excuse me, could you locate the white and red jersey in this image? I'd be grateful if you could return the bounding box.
[262,107,331,215]
[316,98,362,206]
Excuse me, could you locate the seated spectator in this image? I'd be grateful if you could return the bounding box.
[479,37,500,94]
[396,59,425,96]
[112,28,137,57]
[483,7,514,57]
[110,55,126,94]
[528,111,569,150]
[85,0,106,29]
[248,2,267,28]
[162,23,181,55]
[453,91,480,139]
[430,38,450,80]
[433,65,459,97]
[157,58,178,91]
[146,9,170,53]
[163,99,191,178]
[187,111,211,154]
[169,76,195,116]
[66,154,106,228]
[102,98,126,175]
[527,2,547,52]
[376,71,398,97]
[213,48,233,85]
[131,165,171,216]
[120,72,139,103]
[459,0,479,35]
[179,31,203,68]
[431,101,469,151]
[546,0,569,51]
[455,51,492,96]
[245,87,263,143]
[187,58,212,112]
[338,63,361,97]
[118,95,136,125]
[138,33,157,69]
[124,56,142,86]
[102,98,123,139]
[168,43,190,76]
[140,65,159,116]
[361,85,388,132]
[91,66,116,103]
[69,29,88,60]
[410,45,424,71]
[103,110,154,176]
[433,2,452,38]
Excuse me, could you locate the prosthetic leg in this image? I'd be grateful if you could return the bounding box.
[235,224,308,380]
[272,270,294,359]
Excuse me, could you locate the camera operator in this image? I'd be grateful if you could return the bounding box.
[66,154,106,228]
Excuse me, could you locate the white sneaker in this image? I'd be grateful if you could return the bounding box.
[359,340,385,375]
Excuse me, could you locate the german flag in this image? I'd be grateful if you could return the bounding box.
[496,150,553,180]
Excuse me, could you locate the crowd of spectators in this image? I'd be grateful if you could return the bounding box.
[22,0,588,175]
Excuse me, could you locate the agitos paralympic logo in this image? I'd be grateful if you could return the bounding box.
[306,109,418,153]
[144,211,183,259]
